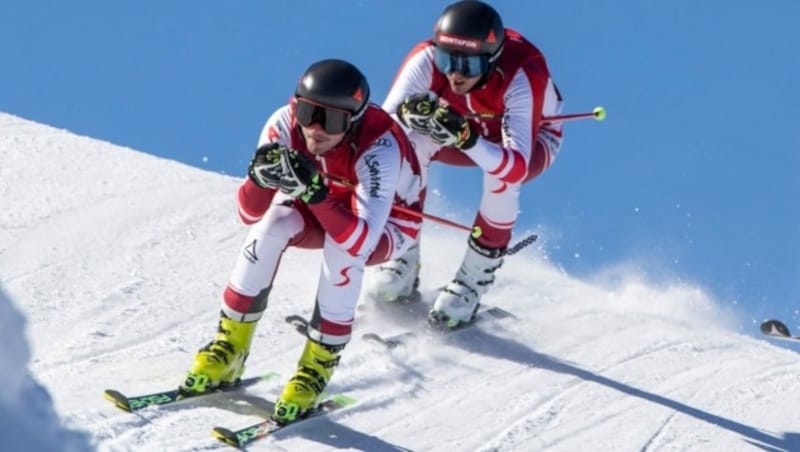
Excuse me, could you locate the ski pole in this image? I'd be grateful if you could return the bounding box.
[385,203,537,256]
[389,203,474,233]
[318,170,538,254]
[320,171,475,233]
[542,106,606,123]
[465,106,607,123]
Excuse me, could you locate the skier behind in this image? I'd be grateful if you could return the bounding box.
[365,0,565,328]
[180,59,422,424]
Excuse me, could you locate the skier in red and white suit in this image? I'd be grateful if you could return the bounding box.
[183,59,422,423]
[365,1,564,328]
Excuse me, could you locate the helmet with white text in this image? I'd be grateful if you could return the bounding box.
[432,1,505,77]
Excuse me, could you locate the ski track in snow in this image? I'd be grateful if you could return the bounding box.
[3,113,800,451]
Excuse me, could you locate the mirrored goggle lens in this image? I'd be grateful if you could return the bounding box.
[295,98,351,134]
[434,47,489,77]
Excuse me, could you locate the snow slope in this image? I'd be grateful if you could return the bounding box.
[1,112,799,451]
[0,284,92,452]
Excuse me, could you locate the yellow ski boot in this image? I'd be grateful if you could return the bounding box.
[272,338,344,424]
[180,313,256,396]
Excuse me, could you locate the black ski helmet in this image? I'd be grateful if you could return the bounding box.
[294,59,370,122]
[433,1,505,62]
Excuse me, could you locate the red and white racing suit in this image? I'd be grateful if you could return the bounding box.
[384,28,564,250]
[222,102,422,345]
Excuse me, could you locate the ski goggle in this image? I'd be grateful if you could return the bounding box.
[433,47,490,78]
[294,97,352,134]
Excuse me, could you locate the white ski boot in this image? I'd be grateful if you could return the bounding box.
[365,244,420,302]
[430,238,504,328]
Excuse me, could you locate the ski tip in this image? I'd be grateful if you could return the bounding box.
[103,389,132,412]
[362,332,412,349]
[483,306,516,320]
[362,332,384,342]
[327,394,358,408]
[285,314,308,336]
[761,319,791,337]
[284,314,307,324]
[258,371,280,380]
[211,426,241,448]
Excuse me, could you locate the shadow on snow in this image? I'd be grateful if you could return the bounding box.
[450,327,800,451]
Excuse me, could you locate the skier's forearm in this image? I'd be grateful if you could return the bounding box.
[237,179,276,225]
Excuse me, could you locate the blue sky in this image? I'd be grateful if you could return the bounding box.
[2,1,798,333]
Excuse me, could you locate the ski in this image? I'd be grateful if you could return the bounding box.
[362,330,417,349]
[211,394,358,448]
[363,306,516,349]
[103,371,279,413]
[285,314,308,335]
[761,319,800,342]
[286,303,516,349]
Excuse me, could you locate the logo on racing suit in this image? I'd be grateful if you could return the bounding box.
[390,224,407,249]
[243,239,258,263]
[364,154,382,198]
[334,266,354,287]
